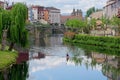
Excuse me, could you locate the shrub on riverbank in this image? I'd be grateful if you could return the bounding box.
[64,31,75,39]
[70,43,120,56]
[64,34,120,48]
[0,51,18,70]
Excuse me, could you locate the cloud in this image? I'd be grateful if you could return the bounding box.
[2,0,108,14]
[29,56,66,73]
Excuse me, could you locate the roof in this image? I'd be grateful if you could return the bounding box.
[0,1,4,3]
[46,7,60,10]
[32,5,44,8]
[90,11,103,19]
[104,0,116,8]
[61,15,83,23]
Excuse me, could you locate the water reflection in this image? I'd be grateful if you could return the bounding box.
[0,35,120,80]
[68,45,120,80]
[66,53,69,62]
[0,62,29,80]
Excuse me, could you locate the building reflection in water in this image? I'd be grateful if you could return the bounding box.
[0,50,47,80]
[70,46,120,80]
[1,35,120,80]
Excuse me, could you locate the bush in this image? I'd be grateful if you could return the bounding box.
[64,31,75,39]
[64,34,120,48]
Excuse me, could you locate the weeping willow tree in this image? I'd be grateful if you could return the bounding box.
[8,3,28,51]
[0,9,11,50]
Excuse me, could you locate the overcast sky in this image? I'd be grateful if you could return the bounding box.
[1,0,108,15]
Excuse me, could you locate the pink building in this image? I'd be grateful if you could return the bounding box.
[0,1,4,8]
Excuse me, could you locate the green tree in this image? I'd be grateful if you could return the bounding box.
[89,18,96,30]
[0,10,11,50]
[101,16,110,36]
[8,3,28,51]
[82,19,91,34]
[111,16,120,35]
[86,7,95,17]
[78,20,87,33]
[65,19,80,32]
[65,19,90,33]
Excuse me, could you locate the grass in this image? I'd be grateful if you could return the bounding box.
[0,45,18,70]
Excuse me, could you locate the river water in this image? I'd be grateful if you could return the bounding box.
[0,34,120,80]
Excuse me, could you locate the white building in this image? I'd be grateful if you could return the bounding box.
[31,6,44,21]
[28,6,34,22]
[103,0,120,19]
[46,7,61,25]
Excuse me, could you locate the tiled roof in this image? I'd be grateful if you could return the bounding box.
[104,0,116,7]
[61,15,82,23]
[0,1,4,3]
[46,7,60,10]
[90,11,103,19]
[32,5,44,8]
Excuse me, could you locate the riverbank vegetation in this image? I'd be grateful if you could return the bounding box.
[65,42,120,56]
[0,3,29,69]
[64,34,120,48]
[0,51,18,70]
[64,9,120,47]
[0,3,28,51]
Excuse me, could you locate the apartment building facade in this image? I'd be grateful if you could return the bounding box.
[31,6,45,21]
[0,1,4,8]
[29,6,60,24]
[103,0,120,19]
[46,7,61,24]
[43,9,49,22]
[28,6,34,22]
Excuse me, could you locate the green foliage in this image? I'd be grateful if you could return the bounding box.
[110,16,120,35]
[101,16,110,29]
[64,34,120,48]
[86,7,95,17]
[89,18,96,30]
[111,16,120,27]
[0,10,11,42]
[71,43,120,56]
[65,19,89,33]
[0,3,29,50]
[8,3,28,47]
[65,19,80,28]
[0,62,28,80]
[0,51,18,70]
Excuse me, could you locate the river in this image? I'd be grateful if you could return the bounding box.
[0,34,120,80]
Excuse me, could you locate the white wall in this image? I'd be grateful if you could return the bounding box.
[49,9,60,24]
[103,1,120,19]
[32,8,38,20]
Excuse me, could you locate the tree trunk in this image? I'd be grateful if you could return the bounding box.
[1,30,7,51]
[3,69,9,80]
[8,42,14,51]
[104,30,105,36]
